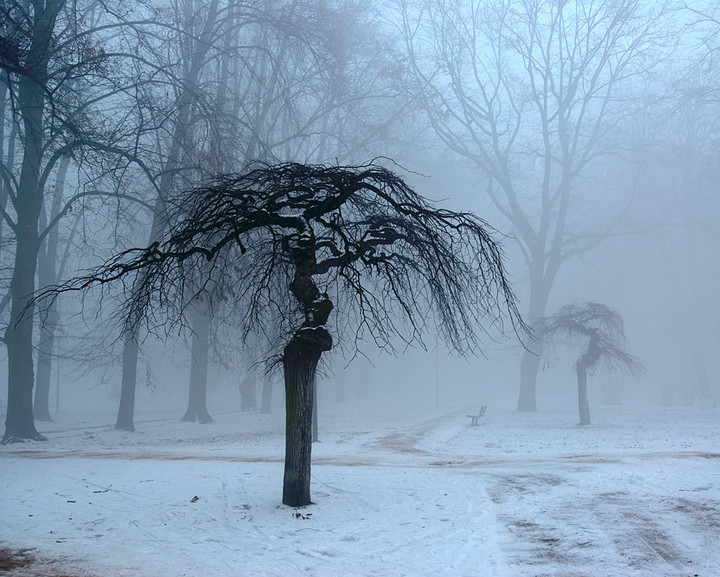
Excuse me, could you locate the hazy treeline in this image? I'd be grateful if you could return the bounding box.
[0,0,718,435]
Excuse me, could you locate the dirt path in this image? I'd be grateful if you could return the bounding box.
[369,406,471,455]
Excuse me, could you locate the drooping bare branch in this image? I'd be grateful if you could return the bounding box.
[541,302,644,376]
[37,161,526,358]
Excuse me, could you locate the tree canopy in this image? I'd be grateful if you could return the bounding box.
[541,302,643,377]
[46,162,524,360]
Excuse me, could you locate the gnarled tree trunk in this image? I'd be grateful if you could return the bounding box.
[575,331,600,426]
[282,329,331,507]
[282,234,333,507]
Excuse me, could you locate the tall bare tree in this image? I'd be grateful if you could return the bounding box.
[0,0,96,441]
[112,0,231,431]
[181,0,415,419]
[399,0,671,411]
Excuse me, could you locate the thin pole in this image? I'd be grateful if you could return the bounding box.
[55,363,60,413]
[435,346,439,407]
[312,374,318,442]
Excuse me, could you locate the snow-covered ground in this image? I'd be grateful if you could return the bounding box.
[1,397,719,576]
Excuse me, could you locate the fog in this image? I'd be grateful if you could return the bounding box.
[0,0,718,432]
[1,0,720,572]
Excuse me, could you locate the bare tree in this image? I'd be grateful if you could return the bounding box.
[540,303,643,425]
[42,161,523,506]
[0,0,70,442]
[0,0,177,442]
[112,0,234,431]
[33,156,71,421]
[399,0,671,412]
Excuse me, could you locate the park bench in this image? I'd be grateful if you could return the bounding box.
[466,405,487,426]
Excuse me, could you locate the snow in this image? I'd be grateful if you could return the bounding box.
[1,398,719,577]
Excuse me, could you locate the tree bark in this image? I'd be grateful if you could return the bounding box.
[517,347,541,412]
[282,329,330,507]
[4,196,44,441]
[33,306,58,422]
[0,118,17,251]
[282,233,333,506]
[517,264,551,412]
[575,331,600,426]
[0,80,11,250]
[181,303,213,423]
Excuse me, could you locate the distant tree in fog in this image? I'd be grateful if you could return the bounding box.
[541,303,643,425]
[399,0,672,413]
[39,161,524,506]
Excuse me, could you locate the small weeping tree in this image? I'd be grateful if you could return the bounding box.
[541,303,644,426]
[37,162,524,506]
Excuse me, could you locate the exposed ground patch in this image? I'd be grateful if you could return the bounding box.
[0,546,92,577]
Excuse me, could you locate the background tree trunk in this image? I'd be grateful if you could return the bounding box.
[239,371,257,411]
[517,349,542,412]
[260,376,273,414]
[116,0,221,432]
[34,155,71,421]
[577,364,591,426]
[517,266,551,411]
[116,332,139,431]
[0,80,13,251]
[5,227,44,441]
[181,303,213,423]
[33,306,58,422]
